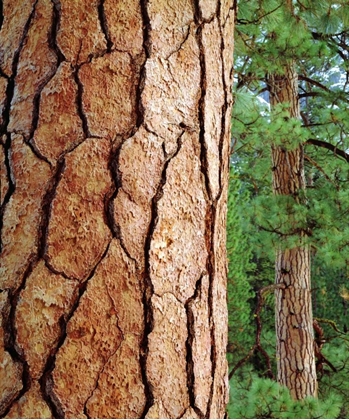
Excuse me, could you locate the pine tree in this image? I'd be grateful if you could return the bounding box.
[230,0,349,408]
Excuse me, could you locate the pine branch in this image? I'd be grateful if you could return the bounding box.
[299,92,324,99]
[315,317,347,335]
[299,75,331,93]
[305,139,349,163]
[237,3,283,25]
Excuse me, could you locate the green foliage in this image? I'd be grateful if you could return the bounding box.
[227,0,349,416]
[227,172,255,365]
[319,341,349,418]
[227,377,343,419]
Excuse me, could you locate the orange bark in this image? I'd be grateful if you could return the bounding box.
[0,0,235,417]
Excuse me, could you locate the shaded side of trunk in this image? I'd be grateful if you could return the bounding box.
[0,0,235,418]
[268,65,318,399]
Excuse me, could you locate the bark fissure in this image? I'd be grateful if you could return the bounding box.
[97,0,113,53]
[135,1,151,131]
[0,133,14,251]
[192,0,202,23]
[206,206,218,417]
[73,68,91,139]
[216,4,228,201]
[104,144,139,266]
[139,0,151,58]
[0,76,13,136]
[1,260,38,416]
[194,24,212,202]
[27,0,62,142]
[141,134,184,416]
[185,276,205,419]
[0,1,39,245]
[41,240,112,418]
[25,139,53,166]
[2,0,39,77]
[50,0,66,63]
[39,159,65,259]
[193,2,223,415]
[193,3,221,414]
[165,25,192,61]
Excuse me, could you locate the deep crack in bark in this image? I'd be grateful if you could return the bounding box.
[205,202,217,418]
[97,0,113,53]
[185,276,205,419]
[28,0,63,144]
[0,0,39,250]
[0,1,3,32]
[135,0,151,129]
[141,132,184,417]
[216,5,229,201]
[1,260,37,417]
[74,67,90,139]
[194,24,213,202]
[192,1,219,416]
[39,159,65,260]
[40,241,113,419]
[0,133,15,252]
[50,0,65,63]
[105,142,139,267]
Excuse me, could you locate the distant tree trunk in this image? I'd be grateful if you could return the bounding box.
[268,62,318,399]
[0,0,235,418]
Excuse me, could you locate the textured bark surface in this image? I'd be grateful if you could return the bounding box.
[268,65,318,399]
[0,0,235,418]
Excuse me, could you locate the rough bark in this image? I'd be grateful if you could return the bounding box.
[268,64,318,399]
[0,0,235,418]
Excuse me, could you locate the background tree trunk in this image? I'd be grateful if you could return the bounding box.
[0,0,235,418]
[268,64,318,399]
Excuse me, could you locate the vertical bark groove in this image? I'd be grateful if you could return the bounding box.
[97,0,113,53]
[185,276,205,419]
[38,159,65,259]
[41,241,112,417]
[73,69,91,139]
[194,23,212,202]
[141,134,185,416]
[49,0,65,63]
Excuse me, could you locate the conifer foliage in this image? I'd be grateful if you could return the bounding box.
[228,0,349,416]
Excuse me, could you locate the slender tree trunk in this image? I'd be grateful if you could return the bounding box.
[268,64,318,399]
[0,1,235,418]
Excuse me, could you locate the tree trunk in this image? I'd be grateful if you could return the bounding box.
[0,1,235,418]
[268,64,318,399]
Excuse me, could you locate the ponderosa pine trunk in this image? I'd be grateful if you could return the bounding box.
[268,63,318,399]
[0,1,235,418]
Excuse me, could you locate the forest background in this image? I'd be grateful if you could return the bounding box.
[227,0,349,418]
